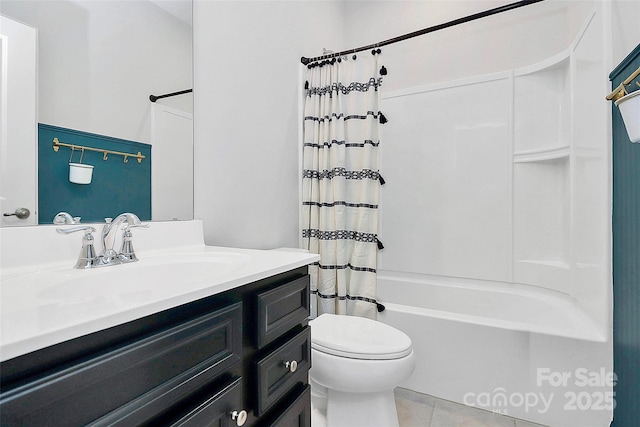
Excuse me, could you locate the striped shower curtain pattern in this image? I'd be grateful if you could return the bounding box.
[301,53,384,320]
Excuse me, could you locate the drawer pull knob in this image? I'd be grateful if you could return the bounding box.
[231,410,248,426]
[284,360,298,373]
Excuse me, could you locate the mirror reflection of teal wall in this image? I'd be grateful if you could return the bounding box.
[38,124,151,224]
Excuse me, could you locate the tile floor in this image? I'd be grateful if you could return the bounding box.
[395,388,549,427]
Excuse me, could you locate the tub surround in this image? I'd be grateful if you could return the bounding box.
[371,5,612,426]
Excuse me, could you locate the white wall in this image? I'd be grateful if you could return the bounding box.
[611,0,640,67]
[193,1,345,249]
[1,0,192,144]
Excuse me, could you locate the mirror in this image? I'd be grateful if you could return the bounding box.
[0,0,193,225]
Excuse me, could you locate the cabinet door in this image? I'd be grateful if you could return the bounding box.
[255,328,311,416]
[1,303,242,426]
[171,377,245,427]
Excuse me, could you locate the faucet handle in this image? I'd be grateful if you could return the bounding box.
[56,226,96,235]
[118,222,148,263]
[56,226,99,269]
[124,223,150,231]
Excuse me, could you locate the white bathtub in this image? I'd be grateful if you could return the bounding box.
[377,272,613,427]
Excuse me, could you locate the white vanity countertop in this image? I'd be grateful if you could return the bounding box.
[0,221,319,362]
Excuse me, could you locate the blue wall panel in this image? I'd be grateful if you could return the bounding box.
[610,44,640,427]
[38,124,151,224]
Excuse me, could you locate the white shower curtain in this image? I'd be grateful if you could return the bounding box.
[301,53,385,320]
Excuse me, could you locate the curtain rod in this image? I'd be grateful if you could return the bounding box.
[149,89,192,103]
[300,0,545,65]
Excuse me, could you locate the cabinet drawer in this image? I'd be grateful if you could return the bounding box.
[255,327,311,416]
[0,303,242,427]
[256,276,309,348]
[170,377,244,427]
[262,385,311,427]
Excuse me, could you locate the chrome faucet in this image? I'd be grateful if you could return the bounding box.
[100,213,148,264]
[53,212,81,224]
[57,213,148,269]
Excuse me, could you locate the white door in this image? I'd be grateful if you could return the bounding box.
[0,16,37,226]
[151,103,193,221]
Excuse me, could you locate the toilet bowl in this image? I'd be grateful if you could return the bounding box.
[309,314,415,427]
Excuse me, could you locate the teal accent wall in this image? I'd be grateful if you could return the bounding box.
[38,124,151,224]
[610,44,640,427]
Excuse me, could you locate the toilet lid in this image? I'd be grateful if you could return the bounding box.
[310,314,413,360]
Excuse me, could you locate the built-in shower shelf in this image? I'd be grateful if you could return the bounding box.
[514,145,570,163]
[513,46,571,157]
[514,259,571,294]
[513,48,571,77]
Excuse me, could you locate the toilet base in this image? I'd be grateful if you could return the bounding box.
[310,377,328,427]
[312,386,399,427]
[311,407,327,427]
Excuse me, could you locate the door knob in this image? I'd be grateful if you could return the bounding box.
[230,410,247,426]
[3,207,30,219]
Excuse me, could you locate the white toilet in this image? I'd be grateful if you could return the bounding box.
[309,313,415,427]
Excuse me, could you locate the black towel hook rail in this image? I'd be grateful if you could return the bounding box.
[300,0,545,65]
[149,89,193,103]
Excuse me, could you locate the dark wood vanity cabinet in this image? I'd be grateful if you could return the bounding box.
[0,266,311,427]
